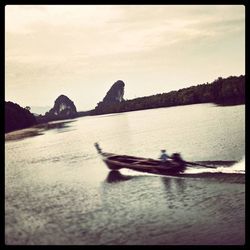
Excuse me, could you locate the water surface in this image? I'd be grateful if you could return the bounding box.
[5,103,245,245]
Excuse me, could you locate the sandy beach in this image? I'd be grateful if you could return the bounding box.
[5,127,44,141]
[5,120,74,141]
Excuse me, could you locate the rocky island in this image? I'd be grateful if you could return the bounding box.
[5,95,77,134]
[5,75,245,134]
[91,75,245,115]
[94,80,125,115]
[43,95,77,120]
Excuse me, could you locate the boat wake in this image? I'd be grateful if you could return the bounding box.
[108,158,245,184]
[184,157,245,174]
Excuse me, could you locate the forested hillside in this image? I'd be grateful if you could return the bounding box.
[93,75,245,115]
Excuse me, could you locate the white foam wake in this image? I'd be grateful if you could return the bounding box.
[185,156,245,174]
[230,156,245,173]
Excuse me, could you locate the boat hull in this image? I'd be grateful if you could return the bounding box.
[102,154,186,175]
[95,143,186,175]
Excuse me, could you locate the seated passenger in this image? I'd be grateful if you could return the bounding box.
[171,153,184,165]
[159,149,170,162]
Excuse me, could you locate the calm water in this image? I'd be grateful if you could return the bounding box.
[5,103,245,245]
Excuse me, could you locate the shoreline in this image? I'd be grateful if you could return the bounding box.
[5,127,44,141]
[5,120,74,141]
[5,103,245,139]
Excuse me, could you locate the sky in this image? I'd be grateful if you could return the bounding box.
[5,5,245,112]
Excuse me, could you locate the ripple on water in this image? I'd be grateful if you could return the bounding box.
[5,104,245,245]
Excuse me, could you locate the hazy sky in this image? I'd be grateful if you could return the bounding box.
[5,5,245,111]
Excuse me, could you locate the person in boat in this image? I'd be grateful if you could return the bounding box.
[171,153,185,166]
[159,149,170,162]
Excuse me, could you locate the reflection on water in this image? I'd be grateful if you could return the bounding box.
[38,120,77,131]
[174,178,187,193]
[5,103,245,245]
[54,123,76,134]
[105,171,134,183]
[161,177,187,194]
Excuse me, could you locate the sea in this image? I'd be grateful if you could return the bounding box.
[5,103,245,245]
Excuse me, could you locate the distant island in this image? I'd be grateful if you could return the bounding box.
[5,75,245,133]
[91,75,245,115]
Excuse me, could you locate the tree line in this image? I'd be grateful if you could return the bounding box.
[93,75,245,115]
[5,102,37,133]
[5,75,245,133]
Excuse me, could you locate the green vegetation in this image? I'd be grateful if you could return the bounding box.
[5,102,37,133]
[93,75,245,115]
[5,75,245,133]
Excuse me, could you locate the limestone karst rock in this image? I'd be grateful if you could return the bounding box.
[45,95,77,119]
[94,80,125,113]
[102,80,125,103]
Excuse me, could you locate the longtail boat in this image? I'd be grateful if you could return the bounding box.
[94,143,186,175]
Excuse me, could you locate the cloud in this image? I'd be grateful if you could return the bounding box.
[6,5,244,61]
[5,5,245,110]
